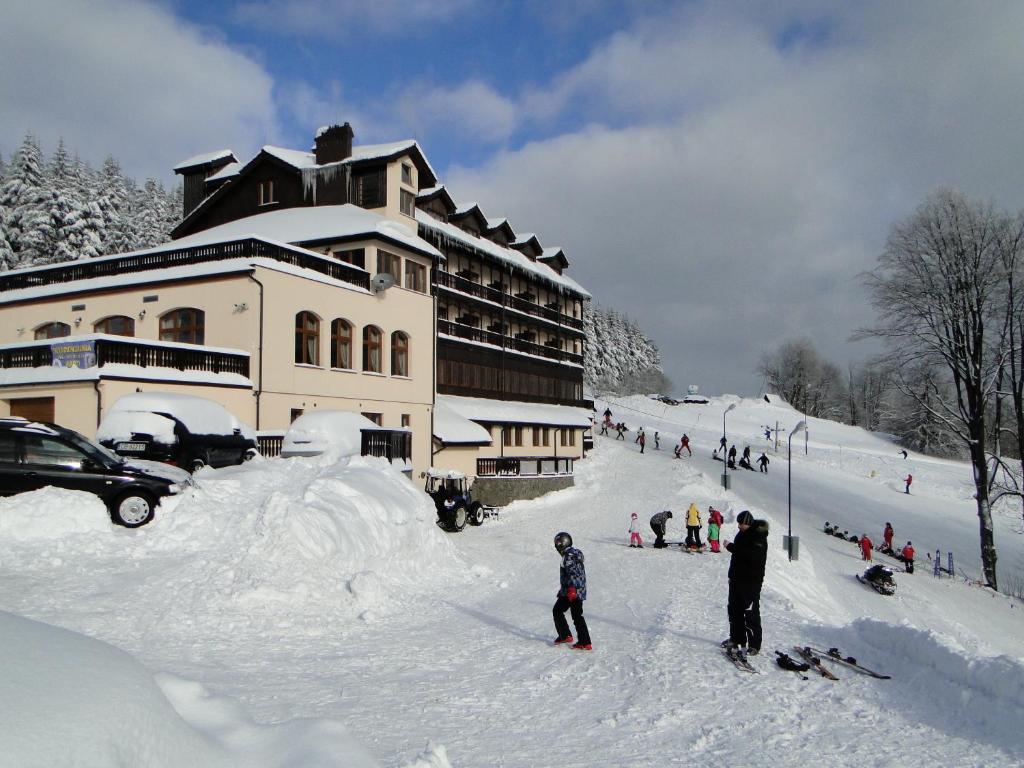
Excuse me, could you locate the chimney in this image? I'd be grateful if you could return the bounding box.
[315,123,354,165]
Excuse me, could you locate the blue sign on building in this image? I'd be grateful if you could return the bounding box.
[51,340,97,369]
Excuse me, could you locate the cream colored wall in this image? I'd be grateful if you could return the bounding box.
[481,424,584,460]
[0,383,98,435]
[0,275,260,350]
[362,154,419,225]
[98,380,256,433]
[431,444,480,478]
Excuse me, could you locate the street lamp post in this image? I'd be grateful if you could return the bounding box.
[787,420,807,561]
[721,403,736,489]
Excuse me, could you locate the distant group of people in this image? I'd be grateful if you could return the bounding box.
[827,520,916,573]
[712,440,770,473]
[556,505,768,657]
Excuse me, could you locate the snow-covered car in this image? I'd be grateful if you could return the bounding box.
[682,395,710,405]
[657,395,681,405]
[280,411,385,459]
[97,393,257,472]
[0,417,190,527]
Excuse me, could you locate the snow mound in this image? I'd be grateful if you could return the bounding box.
[0,488,111,540]
[0,610,231,767]
[0,609,392,767]
[142,454,460,627]
[106,391,256,439]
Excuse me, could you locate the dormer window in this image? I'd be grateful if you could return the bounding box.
[400,189,415,217]
[401,163,413,186]
[258,179,276,206]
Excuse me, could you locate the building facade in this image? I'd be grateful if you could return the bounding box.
[0,124,592,501]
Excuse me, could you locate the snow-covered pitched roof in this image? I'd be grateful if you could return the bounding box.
[173,150,236,172]
[437,394,592,428]
[171,205,441,259]
[433,400,492,445]
[415,210,590,298]
[207,162,241,182]
[262,139,436,176]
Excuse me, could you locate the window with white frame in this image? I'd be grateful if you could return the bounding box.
[258,179,276,206]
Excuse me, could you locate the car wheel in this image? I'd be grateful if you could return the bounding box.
[190,455,208,472]
[467,502,485,526]
[111,490,155,528]
[448,503,468,532]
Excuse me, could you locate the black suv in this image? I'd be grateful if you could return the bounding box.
[0,417,190,527]
[98,411,257,472]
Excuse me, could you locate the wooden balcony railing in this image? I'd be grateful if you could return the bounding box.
[0,336,250,377]
[0,238,370,293]
[435,270,584,331]
[438,320,583,365]
[360,430,412,463]
[477,456,574,477]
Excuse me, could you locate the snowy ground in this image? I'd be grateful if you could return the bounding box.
[1,396,1023,766]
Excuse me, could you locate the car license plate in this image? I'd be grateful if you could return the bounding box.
[116,442,147,453]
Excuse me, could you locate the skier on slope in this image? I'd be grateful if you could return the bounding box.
[757,452,769,473]
[628,513,643,548]
[552,532,592,650]
[904,473,913,494]
[707,506,724,553]
[685,503,703,549]
[650,510,673,549]
[723,511,769,659]
[727,444,738,469]
[740,445,752,470]
[637,428,646,454]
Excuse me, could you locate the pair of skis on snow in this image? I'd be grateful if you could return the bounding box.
[723,645,890,680]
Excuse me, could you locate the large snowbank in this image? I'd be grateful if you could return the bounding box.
[0,610,390,767]
[0,488,111,540]
[281,410,383,458]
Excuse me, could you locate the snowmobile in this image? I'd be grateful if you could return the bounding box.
[857,564,897,596]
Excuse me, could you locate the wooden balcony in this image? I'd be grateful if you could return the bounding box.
[0,238,370,294]
[0,335,250,377]
[477,456,574,477]
[438,320,583,365]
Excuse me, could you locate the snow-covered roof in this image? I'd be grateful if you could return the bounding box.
[432,400,492,445]
[207,162,241,182]
[437,394,592,428]
[173,149,236,172]
[263,139,436,176]
[416,210,590,298]
[172,205,441,260]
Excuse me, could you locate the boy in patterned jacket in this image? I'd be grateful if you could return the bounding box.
[552,532,592,650]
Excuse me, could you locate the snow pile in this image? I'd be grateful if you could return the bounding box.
[281,410,383,458]
[0,488,111,540]
[0,610,389,767]
[147,454,458,627]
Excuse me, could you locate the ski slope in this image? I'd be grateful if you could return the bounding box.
[1,396,1023,766]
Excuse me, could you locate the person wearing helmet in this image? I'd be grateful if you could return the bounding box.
[552,532,592,650]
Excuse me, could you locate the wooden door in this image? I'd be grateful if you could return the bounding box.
[9,397,55,423]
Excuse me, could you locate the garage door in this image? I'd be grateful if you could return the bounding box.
[8,397,55,423]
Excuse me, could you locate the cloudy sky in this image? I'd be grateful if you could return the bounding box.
[4,0,1024,394]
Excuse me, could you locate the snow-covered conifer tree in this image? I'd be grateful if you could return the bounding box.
[0,133,51,267]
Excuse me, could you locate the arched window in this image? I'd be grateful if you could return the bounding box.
[295,311,320,365]
[391,331,409,377]
[93,315,135,337]
[159,308,204,344]
[34,322,70,340]
[363,325,382,373]
[330,319,353,369]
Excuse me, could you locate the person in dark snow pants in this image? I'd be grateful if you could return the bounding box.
[757,452,769,473]
[552,532,592,650]
[904,474,913,494]
[727,444,737,469]
[724,511,768,656]
[650,510,673,548]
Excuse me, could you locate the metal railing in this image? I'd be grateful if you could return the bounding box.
[361,430,412,463]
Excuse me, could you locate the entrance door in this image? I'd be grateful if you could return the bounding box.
[9,397,55,423]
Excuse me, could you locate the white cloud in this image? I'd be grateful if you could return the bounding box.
[447,1,1024,394]
[395,80,519,144]
[0,0,277,182]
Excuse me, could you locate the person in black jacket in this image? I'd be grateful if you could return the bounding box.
[723,510,769,657]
